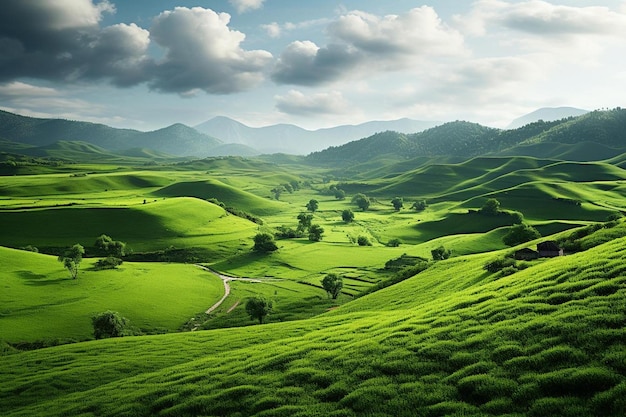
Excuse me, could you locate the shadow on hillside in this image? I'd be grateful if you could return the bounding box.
[16,270,68,286]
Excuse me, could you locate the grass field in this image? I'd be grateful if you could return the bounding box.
[2,154,626,416]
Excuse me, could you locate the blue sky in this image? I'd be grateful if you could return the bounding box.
[0,0,625,131]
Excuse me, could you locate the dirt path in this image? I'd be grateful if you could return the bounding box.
[195,265,262,314]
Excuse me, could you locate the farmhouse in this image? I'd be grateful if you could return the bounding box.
[514,247,539,260]
[537,241,563,257]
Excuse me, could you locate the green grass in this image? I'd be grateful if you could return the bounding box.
[1,235,624,416]
[0,246,224,343]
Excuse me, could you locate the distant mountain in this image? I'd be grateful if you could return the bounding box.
[194,116,439,154]
[0,110,222,157]
[308,108,626,165]
[507,107,588,129]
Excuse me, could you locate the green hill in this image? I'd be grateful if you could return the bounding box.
[1,231,624,416]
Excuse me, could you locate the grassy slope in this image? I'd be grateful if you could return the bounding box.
[0,197,257,254]
[1,236,624,416]
[0,246,224,343]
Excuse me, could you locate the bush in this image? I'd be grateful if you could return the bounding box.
[484,257,516,273]
[253,233,278,252]
[503,224,541,246]
[387,238,401,247]
[357,236,372,246]
[92,311,130,339]
[94,256,123,270]
[431,245,451,261]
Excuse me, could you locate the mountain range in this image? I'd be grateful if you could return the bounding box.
[0,107,600,160]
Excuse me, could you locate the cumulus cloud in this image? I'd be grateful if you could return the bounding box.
[0,2,273,94]
[272,6,465,86]
[229,0,265,14]
[149,7,272,94]
[275,90,349,115]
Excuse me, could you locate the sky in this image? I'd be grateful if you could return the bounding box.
[1,0,625,132]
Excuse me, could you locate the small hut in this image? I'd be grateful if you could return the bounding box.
[515,247,539,260]
[537,241,563,257]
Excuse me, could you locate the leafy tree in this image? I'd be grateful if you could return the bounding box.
[308,224,324,242]
[391,197,404,211]
[58,243,85,279]
[387,238,401,247]
[352,193,370,211]
[503,224,541,246]
[271,186,285,200]
[342,209,354,223]
[297,213,313,232]
[245,296,273,324]
[431,245,451,261]
[92,311,130,339]
[334,188,346,200]
[289,180,300,191]
[321,273,343,299]
[357,236,372,246]
[306,199,319,212]
[253,233,278,252]
[411,200,427,211]
[94,234,126,257]
[283,183,293,193]
[480,198,501,216]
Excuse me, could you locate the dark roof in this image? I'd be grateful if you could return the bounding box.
[537,241,561,251]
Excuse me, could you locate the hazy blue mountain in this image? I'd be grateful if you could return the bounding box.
[507,107,588,129]
[195,116,439,154]
[0,110,222,157]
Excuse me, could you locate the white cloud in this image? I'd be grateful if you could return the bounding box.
[229,0,265,14]
[275,90,349,115]
[261,22,281,38]
[149,7,273,95]
[272,7,465,86]
[0,81,58,97]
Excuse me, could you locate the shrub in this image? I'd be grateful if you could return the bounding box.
[387,238,401,247]
[431,246,451,261]
[253,233,278,252]
[357,236,372,246]
[92,311,130,339]
[484,257,516,273]
[94,256,123,270]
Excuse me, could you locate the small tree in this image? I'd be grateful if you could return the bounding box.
[308,224,324,242]
[92,311,129,339]
[387,238,401,247]
[334,189,346,200]
[411,200,427,211]
[480,198,501,216]
[94,234,126,257]
[245,296,273,324]
[58,244,85,279]
[342,209,354,223]
[321,273,343,299]
[503,224,541,246]
[271,186,285,200]
[253,233,278,252]
[352,193,370,211]
[94,256,123,270]
[306,199,319,212]
[391,197,403,211]
[357,236,372,246]
[297,212,313,232]
[431,245,451,261]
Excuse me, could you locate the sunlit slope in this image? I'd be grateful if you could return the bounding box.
[0,197,257,253]
[153,178,284,216]
[2,236,625,417]
[0,246,224,343]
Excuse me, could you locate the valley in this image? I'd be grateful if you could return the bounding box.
[1,109,625,416]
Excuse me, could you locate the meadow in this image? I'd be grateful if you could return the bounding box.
[1,154,625,416]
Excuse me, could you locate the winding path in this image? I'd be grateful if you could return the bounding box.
[195,265,262,314]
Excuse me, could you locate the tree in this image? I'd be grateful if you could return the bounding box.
[308,224,324,242]
[411,200,427,211]
[271,186,285,200]
[431,245,451,261]
[341,209,354,223]
[503,224,541,246]
[94,234,126,257]
[253,233,278,252]
[352,193,370,211]
[357,236,372,246]
[92,311,130,339]
[387,238,401,247]
[58,244,85,279]
[334,188,346,200]
[297,212,313,232]
[306,199,319,212]
[391,197,404,211]
[480,198,501,216]
[321,273,343,299]
[245,296,273,324]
